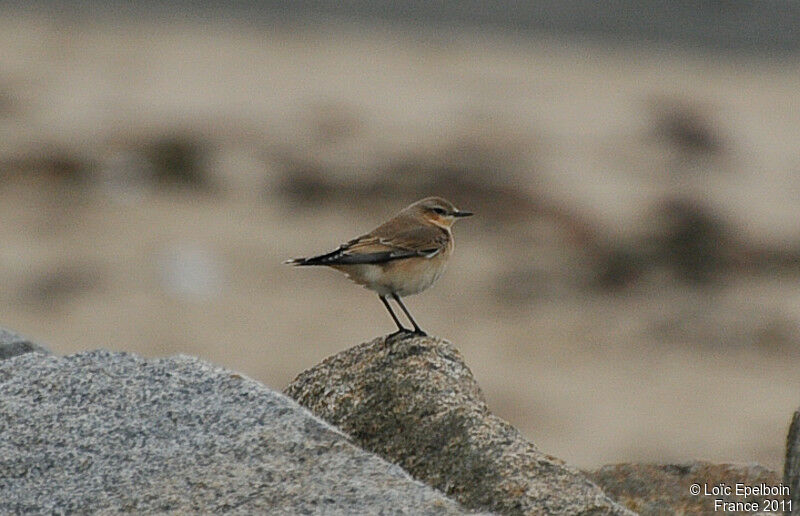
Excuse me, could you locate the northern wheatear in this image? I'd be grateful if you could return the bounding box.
[286,197,472,336]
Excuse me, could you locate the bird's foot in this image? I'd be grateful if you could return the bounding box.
[387,328,413,341]
[410,329,427,337]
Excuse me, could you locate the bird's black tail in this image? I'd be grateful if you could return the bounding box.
[284,247,346,266]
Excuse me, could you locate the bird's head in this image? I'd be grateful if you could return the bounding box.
[409,197,473,228]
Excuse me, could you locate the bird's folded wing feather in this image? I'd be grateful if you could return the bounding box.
[331,226,447,265]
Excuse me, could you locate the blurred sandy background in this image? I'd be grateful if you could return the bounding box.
[2,3,800,471]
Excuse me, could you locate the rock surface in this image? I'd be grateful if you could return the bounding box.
[787,410,800,510]
[588,462,784,515]
[0,327,49,360]
[0,350,471,515]
[285,334,632,515]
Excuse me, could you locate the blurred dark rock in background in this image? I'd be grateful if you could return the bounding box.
[647,197,732,284]
[650,97,724,159]
[143,134,211,190]
[18,263,104,310]
[0,148,94,186]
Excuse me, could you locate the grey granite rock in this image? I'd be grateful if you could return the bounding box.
[0,350,471,515]
[589,462,784,515]
[787,410,800,510]
[285,334,633,515]
[0,327,49,360]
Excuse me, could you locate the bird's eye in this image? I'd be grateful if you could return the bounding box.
[432,207,446,215]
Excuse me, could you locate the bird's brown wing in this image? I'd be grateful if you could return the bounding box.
[348,224,447,260]
[291,225,447,266]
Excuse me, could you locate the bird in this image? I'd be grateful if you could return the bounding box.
[285,196,472,337]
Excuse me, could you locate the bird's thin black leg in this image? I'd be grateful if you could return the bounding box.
[380,295,409,337]
[392,294,426,336]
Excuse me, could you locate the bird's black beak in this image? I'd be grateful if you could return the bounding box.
[453,210,473,218]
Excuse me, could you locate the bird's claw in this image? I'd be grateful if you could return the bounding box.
[387,328,413,341]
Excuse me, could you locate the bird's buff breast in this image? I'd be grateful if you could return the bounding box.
[334,253,448,297]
